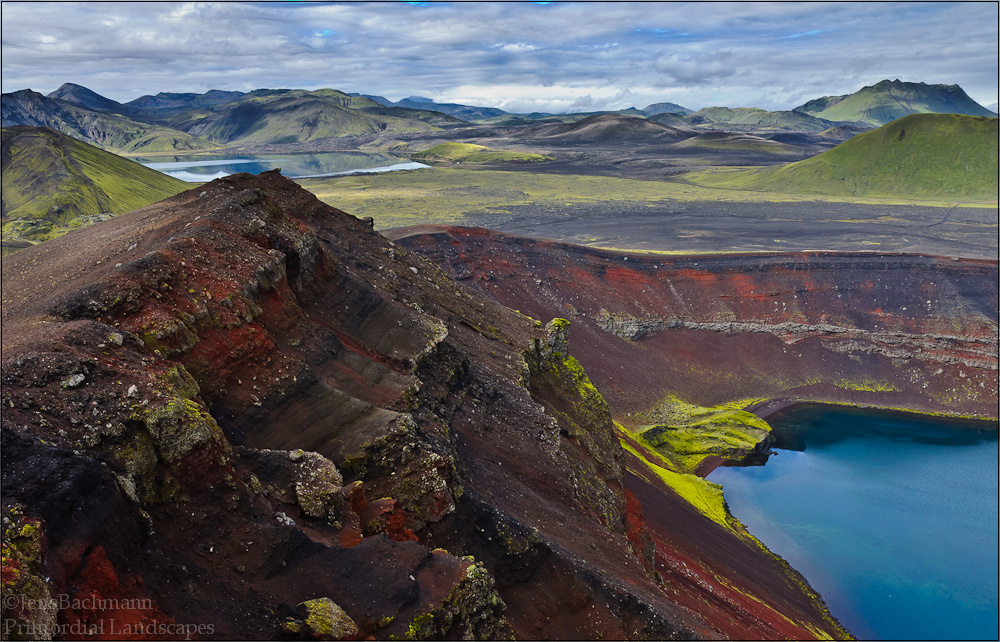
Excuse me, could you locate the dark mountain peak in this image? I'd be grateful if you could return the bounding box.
[46,83,122,112]
[641,101,693,116]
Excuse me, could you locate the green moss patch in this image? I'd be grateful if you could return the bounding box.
[410,142,552,164]
[630,395,771,474]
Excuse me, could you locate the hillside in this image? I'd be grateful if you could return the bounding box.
[410,141,551,164]
[355,104,467,126]
[671,131,801,154]
[794,79,996,126]
[683,113,999,201]
[0,170,851,640]
[187,90,440,144]
[394,96,508,121]
[46,82,125,113]
[642,101,694,116]
[1,89,224,154]
[1,126,189,247]
[536,113,690,144]
[684,107,837,132]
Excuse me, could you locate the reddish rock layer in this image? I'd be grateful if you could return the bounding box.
[2,172,849,639]
[393,226,998,421]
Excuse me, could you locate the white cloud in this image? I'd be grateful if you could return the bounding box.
[1,1,995,112]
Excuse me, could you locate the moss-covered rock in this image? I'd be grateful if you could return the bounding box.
[292,451,344,520]
[400,560,510,640]
[141,396,227,463]
[283,597,359,640]
[0,508,58,641]
[526,318,627,532]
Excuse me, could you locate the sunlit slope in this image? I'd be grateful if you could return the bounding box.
[410,142,552,164]
[794,79,996,126]
[194,91,440,144]
[684,114,999,201]
[2,126,189,243]
[685,107,835,131]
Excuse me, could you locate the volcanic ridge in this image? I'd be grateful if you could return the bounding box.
[1,172,860,640]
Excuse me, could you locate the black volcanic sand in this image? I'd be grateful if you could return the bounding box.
[463,200,998,260]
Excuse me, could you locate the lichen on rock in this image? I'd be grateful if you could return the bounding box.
[400,559,510,640]
[0,508,58,641]
[292,450,345,520]
[283,597,359,640]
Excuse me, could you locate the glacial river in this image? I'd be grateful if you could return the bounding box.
[708,405,999,641]
[134,151,429,182]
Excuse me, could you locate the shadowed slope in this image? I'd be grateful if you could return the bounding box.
[1,89,223,154]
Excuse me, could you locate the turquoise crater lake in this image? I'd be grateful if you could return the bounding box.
[708,405,999,641]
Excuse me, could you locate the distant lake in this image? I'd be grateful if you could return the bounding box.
[134,152,429,182]
[708,405,999,641]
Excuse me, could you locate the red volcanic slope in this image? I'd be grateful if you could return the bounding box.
[394,226,999,421]
[1,172,849,639]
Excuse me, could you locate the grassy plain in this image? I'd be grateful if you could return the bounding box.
[298,165,984,231]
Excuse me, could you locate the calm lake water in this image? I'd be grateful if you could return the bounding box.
[135,152,429,182]
[708,405,999,641]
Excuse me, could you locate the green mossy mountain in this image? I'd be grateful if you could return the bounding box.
[794,79,996,126]
[684,113,999,201]
[1,90,224,154]
[1,126,189,246]
[672,131,800,154]
[641,101,694,116]
[187,89,441,144]
[684,107,838,132]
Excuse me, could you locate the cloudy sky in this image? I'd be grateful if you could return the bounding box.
[2,1,997,113]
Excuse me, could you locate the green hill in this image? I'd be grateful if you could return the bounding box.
[193,90,440,144]
[671,132,800,154]
[355,105,467,127]
[794,79,996,126]
[684,107,836,131]
[1,90,224,154]
[1,126,189,248]
[641,101,693,116]
[683,113,999,201]
[410,142,552,164]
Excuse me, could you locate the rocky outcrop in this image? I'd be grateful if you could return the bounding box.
[1,172,851,639]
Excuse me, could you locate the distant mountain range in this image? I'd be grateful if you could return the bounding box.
[0,79,994,154]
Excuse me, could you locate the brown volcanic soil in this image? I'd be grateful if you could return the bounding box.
[1,171,851,639]
[392,226,999,421]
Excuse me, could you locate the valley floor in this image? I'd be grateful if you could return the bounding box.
[300,166,998,260]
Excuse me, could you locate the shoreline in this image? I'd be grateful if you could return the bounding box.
[748,397,1000,426]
